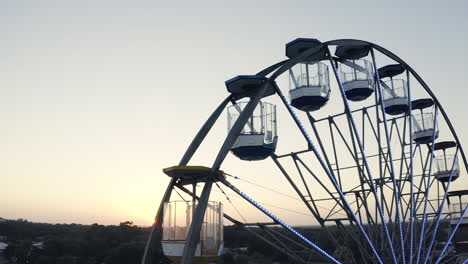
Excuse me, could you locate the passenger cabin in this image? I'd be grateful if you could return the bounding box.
[448,190,468,226]
[335,45,375,101]
[433,141,460,182]
[162,201,223,264]
[378,64,409,115]
[285,38,330,111]
[411,98,439,144]
[227,101,277,161]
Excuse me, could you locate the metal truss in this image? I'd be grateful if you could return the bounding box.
[142,39,468,264]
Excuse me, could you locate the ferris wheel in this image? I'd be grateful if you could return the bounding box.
[141,38,468,264]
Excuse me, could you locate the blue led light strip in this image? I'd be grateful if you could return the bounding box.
[422,149,459,264]
[222,179,342,264]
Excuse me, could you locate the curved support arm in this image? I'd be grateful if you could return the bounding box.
[180,83,271,263]
[142,95,231,264]
[141,178,176,264]
[256,59,288,77]
[179,95,233,166]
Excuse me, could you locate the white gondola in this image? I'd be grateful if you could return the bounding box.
[413,113,438,143]
[378,64,409,115]
[382,79,409,115]
[434,155,459,182]
[288,61,330,111]
[162,201,223,264]
[285,38,330,112]
[334,45,375,102]
[433,141,460,182]
[411,98,439,144]
[228,101,277,161]
[450,202,468,226]
[338,59,375,101]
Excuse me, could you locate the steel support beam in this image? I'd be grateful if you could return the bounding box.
[327,47,396,264]
[221,178,342,264]
[181,83,269,263]
[142,95,232,264]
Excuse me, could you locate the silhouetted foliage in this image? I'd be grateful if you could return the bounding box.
[0,220,335,263]
[0,219,149,264]
[3,219,460,263]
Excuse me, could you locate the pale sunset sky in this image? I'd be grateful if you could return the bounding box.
[1,0,467,226]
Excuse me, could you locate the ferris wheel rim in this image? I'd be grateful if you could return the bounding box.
[252,38,467,175]
[250,38,467,263]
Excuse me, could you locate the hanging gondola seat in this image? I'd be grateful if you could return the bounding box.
[433,141,460,182]
[286,39,330,111]
[230,134,277,161]
[434,164,460,183]
[161,200,224,264]
[447,190,468,226]
[411,98,438,144]
[381,84,409,115]
[378,64,409,115]
[335,45,375,101]
[227,101,277,161]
